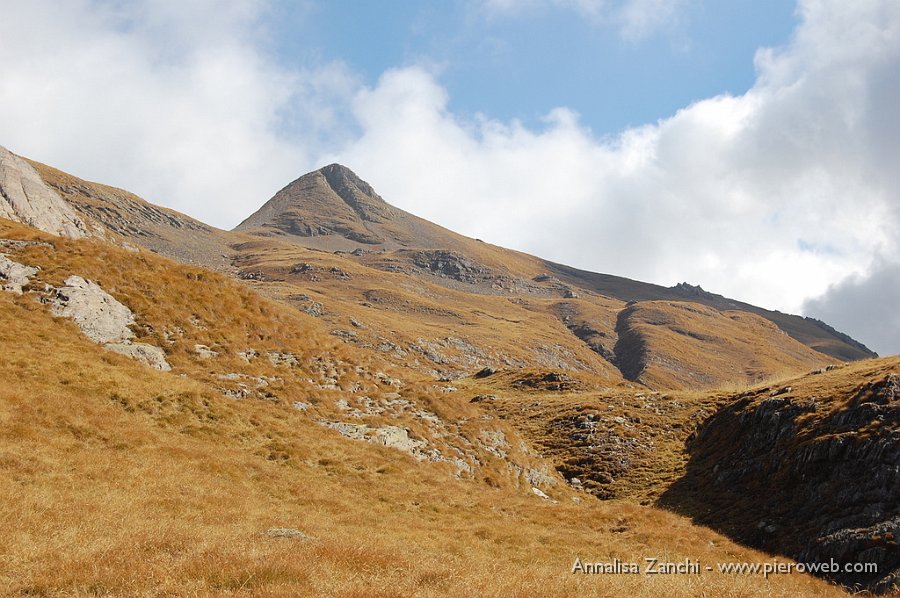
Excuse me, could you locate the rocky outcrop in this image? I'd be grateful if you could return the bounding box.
[324,422,428,455]
[409,250,493,283]
[546,410,653,499]
[660,369,900,593]
[320,420,470,475]
[51,275,170,371]
[319,163,394,224]
[512,371,579,392]
[670,282,721,301]
[104,342,171,371]
[0,254,39,294]
[0,146,89,238]
[51,276,136,344]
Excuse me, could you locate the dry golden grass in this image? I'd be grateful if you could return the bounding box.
[0,219,551,486]
[226,242,844,396]
[231,237,629,383]
[482,358,896,508]
[707,357,898,439]
[0,307,846,597]
[29,155,858,395]
[617,301,836,390]
[30,152,872,397]
[0,220,851,597]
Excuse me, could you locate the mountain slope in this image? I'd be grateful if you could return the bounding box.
[0,218,846,597]
[0,146,90,239]
[545,263,876,362]
[232,164,870,378]
[613,301,838,389]
[13,153,874,390]
[28,157,234,269]
[2,147,896,594]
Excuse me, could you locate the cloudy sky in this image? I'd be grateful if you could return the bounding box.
[0,0,898,355]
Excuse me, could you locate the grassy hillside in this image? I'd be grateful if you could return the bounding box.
[0,219,847,596]
[614,301,835,389]
[229,237,629,383]
[545,261,876,362]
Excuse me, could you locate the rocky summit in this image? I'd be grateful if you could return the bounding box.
[0,145,895,596]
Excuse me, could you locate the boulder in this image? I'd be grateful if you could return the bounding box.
[0,254,38,294]
[474,366,496,379]
[51,275,171,371]
[105,342,172,372]
[51,276,135,344]
[193,344,219,359]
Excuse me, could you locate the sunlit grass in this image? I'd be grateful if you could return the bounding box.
[0,219,852,596]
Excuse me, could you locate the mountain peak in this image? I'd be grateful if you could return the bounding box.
[317,163,388,219]
[320,162,352,172]
[319,163,369,195]
[234,163,395,245]
[319,162,364,183]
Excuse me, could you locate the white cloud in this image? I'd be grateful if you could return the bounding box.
[616,0,684,40]
[331,0,900,354]
[0,0,355,227]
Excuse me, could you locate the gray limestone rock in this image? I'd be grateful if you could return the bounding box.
[0,146,89,238]
[50,275,171,371]
[51,276,135,344]
[263,528,315,541]
[193,344,219,359]
[105,342,172,371]
[0,253,39,294]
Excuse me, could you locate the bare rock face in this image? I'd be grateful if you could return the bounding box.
[661,372,900,593]
[0,146,89,239]
[51,276,135,344]
[409,250,493,283]
[51,275,171,371]
[0,254,39,294]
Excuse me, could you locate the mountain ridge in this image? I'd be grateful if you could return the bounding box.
[232,161,876,363]
[5,150,876,383]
